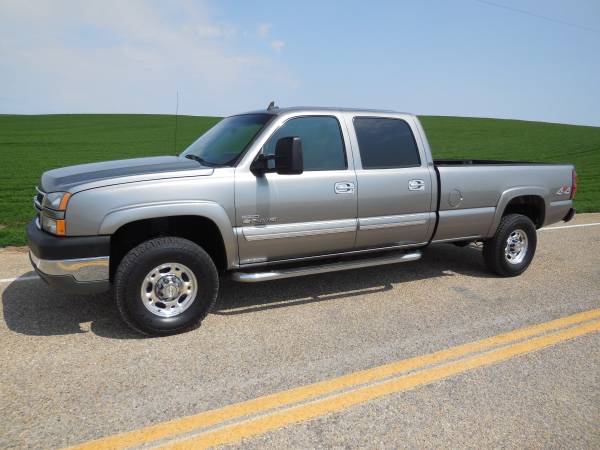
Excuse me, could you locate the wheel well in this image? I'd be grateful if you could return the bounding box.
[109,216,227,280]
[502,195,545,228]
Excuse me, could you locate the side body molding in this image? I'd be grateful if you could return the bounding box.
[99,201,239,268]
[487,186,548,237]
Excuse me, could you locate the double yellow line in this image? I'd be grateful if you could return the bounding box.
[69,308,600,450]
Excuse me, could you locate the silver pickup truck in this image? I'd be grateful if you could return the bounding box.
[27,106,577,335]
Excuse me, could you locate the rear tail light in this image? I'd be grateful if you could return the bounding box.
[571,169,577,199]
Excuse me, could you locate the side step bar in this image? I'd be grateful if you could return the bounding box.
[231,250,422,283]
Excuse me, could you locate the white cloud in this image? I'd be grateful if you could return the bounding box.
[257,23,271,38]
[256,23,284,54]
[0,0,297,115]
[269,40,285,52]
[189,24,237,39]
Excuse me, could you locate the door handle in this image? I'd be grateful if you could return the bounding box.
[335,182,355,194]
[408,179,425,191]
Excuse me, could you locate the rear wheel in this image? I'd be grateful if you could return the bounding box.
[115,237,219,336]
[483,214,537,277]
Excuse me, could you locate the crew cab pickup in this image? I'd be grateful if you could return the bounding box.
[27,106,577,335]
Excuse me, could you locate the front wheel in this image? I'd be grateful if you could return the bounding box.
[115,237,219,336]
[483,214,537,277]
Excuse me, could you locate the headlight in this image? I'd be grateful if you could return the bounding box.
[40,191,70,235]
[43,192,71,211]
[41,215,66,236]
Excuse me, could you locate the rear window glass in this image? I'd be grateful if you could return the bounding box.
[354,117,421,169]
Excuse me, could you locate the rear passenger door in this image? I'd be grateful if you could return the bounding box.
[346,115,435,249]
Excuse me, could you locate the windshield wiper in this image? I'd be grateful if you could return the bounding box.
[184,154,227,167]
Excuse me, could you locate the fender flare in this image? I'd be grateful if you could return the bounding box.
[486,186,548,237]
[99,200,238,268]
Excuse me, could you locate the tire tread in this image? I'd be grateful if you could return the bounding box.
[483,213,536,277]
[114,237,218,336]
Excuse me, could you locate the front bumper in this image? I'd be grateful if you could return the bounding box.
[27,219,111,294]
[29,252,110,294]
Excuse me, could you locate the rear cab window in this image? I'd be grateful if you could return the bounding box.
[353,117,421,169]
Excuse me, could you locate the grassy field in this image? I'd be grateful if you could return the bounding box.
[0,114,598,247]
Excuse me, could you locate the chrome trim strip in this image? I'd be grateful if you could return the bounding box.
[231,251,422,283]
[550,200,572,207]
[359,213,431,231]
[360,220,427,231]
[430,235,481,244]
[242,219,357,242]
[245,226,355,241]
[30,252,109,282]
[34,186,44,212]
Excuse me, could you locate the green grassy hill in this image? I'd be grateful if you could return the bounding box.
[0,114,598,246]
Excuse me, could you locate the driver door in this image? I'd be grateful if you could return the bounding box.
[234,114,358,265]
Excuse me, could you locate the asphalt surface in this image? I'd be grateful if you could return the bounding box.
[1,214,599,449]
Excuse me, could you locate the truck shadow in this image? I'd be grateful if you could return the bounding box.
[2,244,493,339]
[1,274,140,339]
[214,243,493,315]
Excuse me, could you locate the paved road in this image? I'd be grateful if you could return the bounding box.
[1,215,599,449]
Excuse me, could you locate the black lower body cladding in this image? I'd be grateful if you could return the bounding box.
[26,219,111,294]
[562,208,576,223]
[26,219,110,260]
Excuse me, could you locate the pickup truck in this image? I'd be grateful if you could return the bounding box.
[27,106,577,336]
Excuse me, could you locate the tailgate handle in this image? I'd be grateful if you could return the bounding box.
[408,179,425,191]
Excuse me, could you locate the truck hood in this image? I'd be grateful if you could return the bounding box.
[40,156,213,193]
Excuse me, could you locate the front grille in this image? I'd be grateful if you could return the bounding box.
[33,186,44,213]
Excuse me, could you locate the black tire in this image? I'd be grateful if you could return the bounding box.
[483,213,537,277]
[115,237,219,336]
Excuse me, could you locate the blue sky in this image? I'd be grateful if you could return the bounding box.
[1,0,599,125]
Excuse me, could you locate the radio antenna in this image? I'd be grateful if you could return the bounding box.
[174,90,179,154]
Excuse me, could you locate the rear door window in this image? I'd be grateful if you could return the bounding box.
[353,117,421,169]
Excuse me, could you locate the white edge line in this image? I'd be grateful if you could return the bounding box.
[1,221,599,284]
[540,222,600,231]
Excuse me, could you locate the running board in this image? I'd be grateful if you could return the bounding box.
[231,250,422,283]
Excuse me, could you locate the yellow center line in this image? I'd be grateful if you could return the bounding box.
[163,319,600,449]
[66,308,600,450]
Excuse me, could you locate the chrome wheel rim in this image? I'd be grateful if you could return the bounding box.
[504,229,528,265]
[140,263,198,317]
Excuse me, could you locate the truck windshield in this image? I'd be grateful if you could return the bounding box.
[181,113,273,166]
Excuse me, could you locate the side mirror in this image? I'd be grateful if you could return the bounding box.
[250,136,304,176]
[275,136,303,175]
[250,154,270,175]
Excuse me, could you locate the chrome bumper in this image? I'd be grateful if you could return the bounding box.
[29,252,109,282]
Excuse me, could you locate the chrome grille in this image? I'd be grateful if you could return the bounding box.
[33,186,44,213]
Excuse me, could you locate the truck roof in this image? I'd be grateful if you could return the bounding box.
[238,106,414,117]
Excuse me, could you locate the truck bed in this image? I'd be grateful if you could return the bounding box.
[430,161,574,242]
[434,159,564,166]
